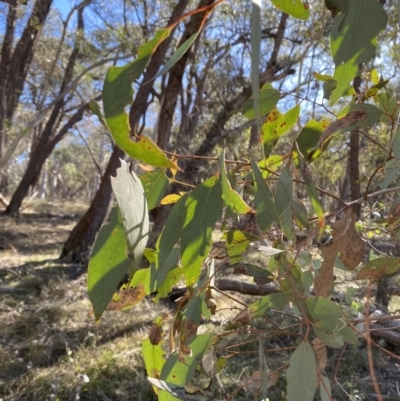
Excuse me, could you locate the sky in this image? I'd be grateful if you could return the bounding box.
[53,0,73,18]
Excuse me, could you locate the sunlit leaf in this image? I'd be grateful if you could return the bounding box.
[161,194,182,205]
[89,99,107,128]
[102,29,178,169]
[88,206,132,321]
[223,230,258,264]
[160,334,214,385]
[270,0,310,20]
[262,105,300,157]
[140,169,169,209]
[295,118,330,163]
[181,176,223,285]
[111,159,149,274]
[106,284,146,311]
[286,342,317,401]
[143,337,166,381]
[154,266,183,302]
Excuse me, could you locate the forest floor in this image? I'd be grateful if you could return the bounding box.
[0,200,400,401]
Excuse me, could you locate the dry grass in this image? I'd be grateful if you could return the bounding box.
[0,200,166,401]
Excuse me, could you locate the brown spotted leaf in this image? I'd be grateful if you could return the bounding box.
[106,284,146,311]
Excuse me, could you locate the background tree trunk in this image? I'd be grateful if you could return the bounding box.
[5,5,87,215]
[0,0,53,193]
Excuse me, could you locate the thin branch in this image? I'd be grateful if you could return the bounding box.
[365,281,383,401]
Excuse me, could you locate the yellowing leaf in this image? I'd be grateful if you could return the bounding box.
[161,194,182,205]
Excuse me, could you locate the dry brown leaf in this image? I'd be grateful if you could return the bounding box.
[205,289,217,315]
[314,208,364,297]
[149,322,163,345]
[312,338,327,372]
[106,284,146,311]
[232,308,250,325]
[180,319,198,355]
[315,109,367,149]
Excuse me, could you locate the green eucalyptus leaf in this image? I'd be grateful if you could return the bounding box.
[291,198,309,230]
[219,149,253,214]
[307,296,358,346]
[262,105,300,157]
[157,194,189,269]
[330,0,387,104]
[286,342,317,401]
[102,29,178,169]
[270,0,310,20]
[181,176,223,286]
[140,169,169,210]
[155,32,200,80]
[275,166,293,217]
[252,161,279,231]
[242,87,280,119]
[88,206,132,321]
[160,334,214,385]
[320,375,332,401]
[223,230,258,264]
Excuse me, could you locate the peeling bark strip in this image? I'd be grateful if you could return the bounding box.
[314,208,365,297]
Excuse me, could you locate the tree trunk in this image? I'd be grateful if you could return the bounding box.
[5,102,89,215]
[5,6,87,215]
[156,0,215,150]
[60,0,191,262]
[0,0,52,192]
[60,146,124,262]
